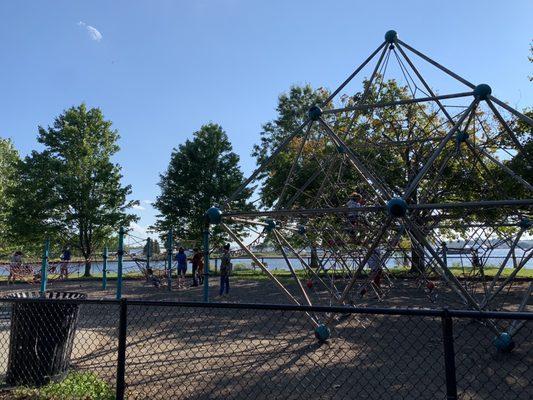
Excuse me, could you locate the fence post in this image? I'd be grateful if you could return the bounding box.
[116,227,125,300]
[442,309,458,400]
[166,229,173,291]
[116,298,128,400]
[203,224,210,302]
[102,246,108,290]
[39,238,50,296]
[146,237,152,280]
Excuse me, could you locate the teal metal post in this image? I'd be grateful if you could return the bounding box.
[442,242,448,268]
[116,227,125,300]
[39,238,50,296]
[146,238,152,277]
[102,246,108,290]
[203,225,210,302]
[166,229,173,291]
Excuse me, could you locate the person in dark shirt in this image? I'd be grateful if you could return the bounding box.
[190,248,202,287]
[176,247,187,288]
[219,244,232,297]
[60,247,71,280]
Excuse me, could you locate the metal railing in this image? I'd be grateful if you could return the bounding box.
[0,297,531,399]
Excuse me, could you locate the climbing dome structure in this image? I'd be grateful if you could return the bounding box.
[206,31,532,342]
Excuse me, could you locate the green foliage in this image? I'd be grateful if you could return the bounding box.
[143,238,161,255]
[13,372,114,400]
[154,123,253,247]
[0,138,20,254]
[6,104,138,274]
[252,81,523,271]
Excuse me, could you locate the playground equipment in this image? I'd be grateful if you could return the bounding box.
[204,31,532,346]
[0,228,173,299]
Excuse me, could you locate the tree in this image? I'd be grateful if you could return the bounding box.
[143,238,161,256]
[253,82,506,272]
[7,104,138,275]
[0,138,20,254]
[154,123,252,247]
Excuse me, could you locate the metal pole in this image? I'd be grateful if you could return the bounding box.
[442,310,458,400]
[318,117,391,201]
[220,223,307,310]
[403,101,477,199]
[488,96,533,127]
[323,92,473,115]
[276,124,312,209]
[115,298,128,400]
[465,141,533,192]
[225,119,311,206]
[397,39,476,89]
[394,42,455,123]
[146,238,152,278]
[275,230,342,302]
[166,229,173,291]
[322,41,387,106]
[102,246,108,290]
[485,99,527,154]
[116,227,124,300]
[203,225,210,302]
[39,238,50,296]
[273,230,313,307]
[441,242,447,269]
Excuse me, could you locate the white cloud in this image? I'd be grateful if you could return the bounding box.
[132,204,145,211]
[142,200,153,205]
[129,222,147,238]
[77,21,103,42]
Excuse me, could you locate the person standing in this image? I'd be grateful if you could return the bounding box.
[190,248,202,287]
[60,247,71,280]
[197,250,205,285]
[9,251,23,283]
[176,247,187,288]
[368,248,383,294]
[219,244,232,297]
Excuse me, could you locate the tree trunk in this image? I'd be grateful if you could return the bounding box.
[83,260,91,277]
[410,243,425,274]
[310,245,319,270]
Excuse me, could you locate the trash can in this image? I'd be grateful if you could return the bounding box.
[4,291,87,387]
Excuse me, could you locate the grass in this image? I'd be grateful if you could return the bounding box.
[1,263,531,285]
[13,372,114,400]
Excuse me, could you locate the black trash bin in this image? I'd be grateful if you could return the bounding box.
[4,291,87,387]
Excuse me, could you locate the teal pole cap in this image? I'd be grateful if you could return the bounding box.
[493,332,515,353]
[308,105,323,121]
[314,324,331,342]
[387,198,408,218]
[384,30,398,44]
[456,131,469,143]
[205,207,222,225]
[518,218,531,230]
[474,84,492,100]
[265,218,276,232]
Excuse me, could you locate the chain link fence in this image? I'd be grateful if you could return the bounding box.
[0,298,530,399]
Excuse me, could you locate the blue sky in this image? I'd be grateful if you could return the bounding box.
[1,0,532,238]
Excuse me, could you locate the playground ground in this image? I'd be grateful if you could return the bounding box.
[0,278,531,399]
[0,273,530,309]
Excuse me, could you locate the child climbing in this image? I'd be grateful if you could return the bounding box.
[346,192,366,238]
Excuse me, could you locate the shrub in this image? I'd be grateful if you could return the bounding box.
[13,372,114,400]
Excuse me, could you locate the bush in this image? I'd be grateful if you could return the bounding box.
[13,372,114,400]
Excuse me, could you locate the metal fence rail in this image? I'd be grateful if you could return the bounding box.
[0,298,531,399]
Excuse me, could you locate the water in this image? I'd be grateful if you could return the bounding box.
[1,248,530,277]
